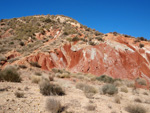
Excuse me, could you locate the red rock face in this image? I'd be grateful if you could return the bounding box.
[4,33,149,88]
[26,41,150,84]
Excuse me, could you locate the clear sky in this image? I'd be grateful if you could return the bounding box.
[0,0,150,39]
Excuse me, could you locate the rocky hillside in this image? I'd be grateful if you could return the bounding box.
[0,14,150,88]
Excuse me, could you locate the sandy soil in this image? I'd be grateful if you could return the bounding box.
[0,69,150,113]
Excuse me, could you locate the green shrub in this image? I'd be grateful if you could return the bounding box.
[102,84,118,95]
[39,79,65,96]
[139,43,144,48]
[72,37,79,42]
[20,41,25,46]
[96,75,114,83]
[46,98,62,113]
[44,18,51,23]
[125,104,146,113]
[0,66,21,82]
[95,37,104,41]
[95,31,103,36]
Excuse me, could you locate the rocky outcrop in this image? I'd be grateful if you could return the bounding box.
[25,36,150,86]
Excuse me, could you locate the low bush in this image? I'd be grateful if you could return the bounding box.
[95,37,104,42]
[15,91,24,98]
[124,80,135,88]
[0,55,7,61]
[30,75,41,84]
[96,75,114,83]
[120,86,128,93]
[0,66,21,82]
[88,41,96,46]
[72,36,79,42]
[113,80,122,87]
[29,62,41,68]
[46,98,62,113]
[134,98,142,103]
[58,73,70,78]
[136,78,147,86]
[52,68,63,74]
[102,84,118,95]
[86,104,96,111]
[39,79,65,96]
[35,72,42,76]
[139,43,144,48]
[19,65,27,69]
[20,41,25,46]
[114,95,121,104]
[125,104,146,113]
[76,83,97,94]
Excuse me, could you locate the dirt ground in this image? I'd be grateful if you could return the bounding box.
[0,69,150,113]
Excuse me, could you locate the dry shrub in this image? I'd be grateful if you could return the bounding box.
[35,72,42,76]
[124,80,135,88]
[145,99,150,104]
[120,86,128,93]
[0,66,21,82]
[52,68,63,74]
[39,79,65,96]
[125,104,147,113]
[102,84,118,95]
[86,104,96,111]
[76,83,97,94]
[29,62,41,68]
[136,78,147,86]
[46,98,62,113]
[96,75,114,83]
[58,73,70,78]
[134,98,142,103]
[114,95,121,104]
[19,65,27,69]
[143,92,148,95]
[0,55,7,61]
[15,91,24,98]
[31,75,41,84]
[113,80,122,87]
[49,75,54,81]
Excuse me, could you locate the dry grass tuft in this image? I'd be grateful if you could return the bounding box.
[86,104,96,111]
[120,86,128,93]
[125,104,147,113]
[46,98,62,113]
[39,79,65,96]
[15,91,24,98]
[114,95,121,104]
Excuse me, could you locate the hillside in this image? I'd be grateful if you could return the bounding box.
[0,14,150,113]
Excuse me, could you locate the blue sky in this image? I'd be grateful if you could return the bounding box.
[0,0,150,39]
